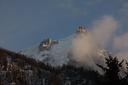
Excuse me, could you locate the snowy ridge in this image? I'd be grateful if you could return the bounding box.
[21,34,76,66]
[21,27,111,72]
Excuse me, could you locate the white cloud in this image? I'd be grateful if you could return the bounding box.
[70,32,104,73]
[112,2,128,61]
[117,52,128,61]
[91,15,119,47]
[71,33,96,61]
[113,32,128,61]
[113,33,128,51]
[70,15,119,65]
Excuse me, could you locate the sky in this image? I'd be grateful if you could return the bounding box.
[0,0,128,53]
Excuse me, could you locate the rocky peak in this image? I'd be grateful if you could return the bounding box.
[38,38,59,51]
[38,38,52,51]
[76,26,88,34]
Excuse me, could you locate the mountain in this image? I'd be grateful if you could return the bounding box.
[0,45,127,85]
[0,47,101,85]
[0,27,127,85]
[21,27,111,72]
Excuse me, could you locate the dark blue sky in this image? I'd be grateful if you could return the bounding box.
[0,0,128,52]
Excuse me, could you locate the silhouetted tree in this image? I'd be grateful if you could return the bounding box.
[97,55,124,84]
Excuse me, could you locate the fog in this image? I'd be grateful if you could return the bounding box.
[71,15,128,68]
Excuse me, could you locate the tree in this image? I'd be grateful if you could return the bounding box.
[97,55,124,84]
[122,61,128,83]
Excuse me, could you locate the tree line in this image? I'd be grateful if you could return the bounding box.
[0,47,128,85]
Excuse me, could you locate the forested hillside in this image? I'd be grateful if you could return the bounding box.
[0,47,128,85]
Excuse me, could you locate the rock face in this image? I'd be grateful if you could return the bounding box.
[38,38,58,51]
[38,38,52,51]
[76,26,88,34]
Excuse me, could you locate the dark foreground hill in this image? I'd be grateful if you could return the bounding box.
[0,47,101,85]
[1,47,128,85]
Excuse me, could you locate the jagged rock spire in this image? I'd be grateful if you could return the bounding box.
[38,38,52,51]
[38,38,59,51]
[76,26,88,34]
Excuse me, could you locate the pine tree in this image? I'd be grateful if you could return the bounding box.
[97,55,124,84]
[122,61,128,84]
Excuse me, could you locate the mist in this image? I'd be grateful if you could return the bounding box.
[91,15,118,48]
[71,32,105,72]
[71,15,118,59]
[113,32,128,61]
[70,15,128,69]
[71,32,97,62]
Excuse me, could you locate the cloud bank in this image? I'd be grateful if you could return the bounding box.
[71,15,119,59]
[71,32,97,62]
[91,15,118,48]
[113,32,128,61]
[71,31,104,72]
[71,14,128,68]
[70,15,119,68]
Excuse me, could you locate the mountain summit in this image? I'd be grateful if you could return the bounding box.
[21,27,111,72]
[76,26,88,34]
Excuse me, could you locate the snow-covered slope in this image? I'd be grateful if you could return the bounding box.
[21,27,111,72]
[21,34,75,66]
